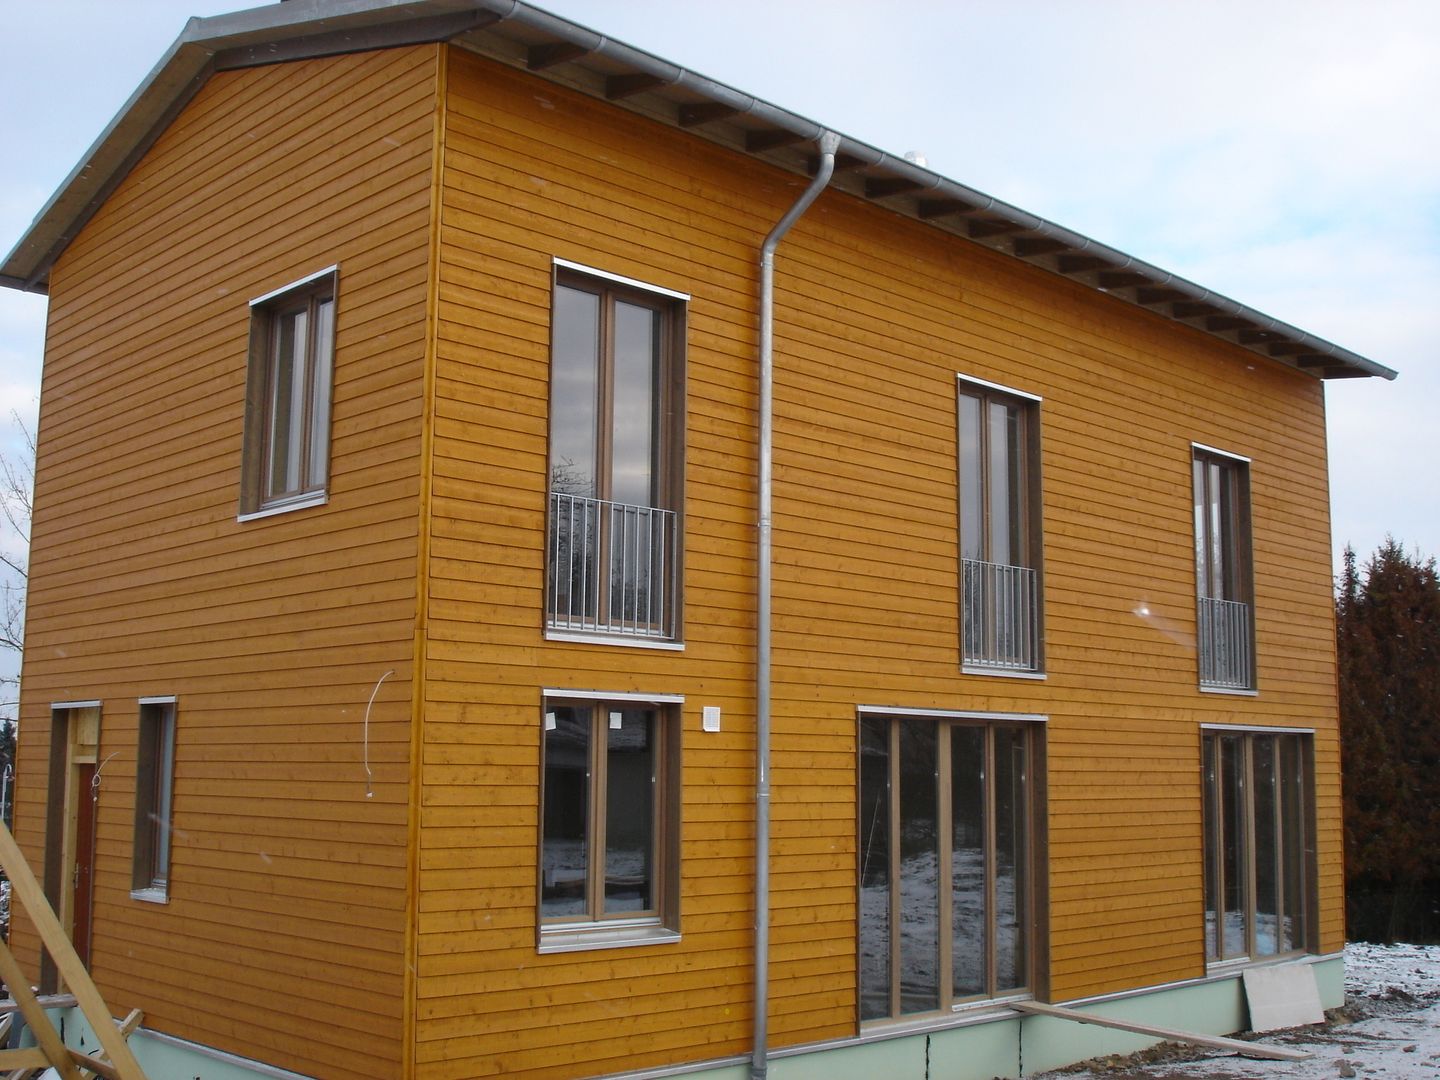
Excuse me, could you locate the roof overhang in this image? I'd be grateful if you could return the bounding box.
[1,0,1398,382]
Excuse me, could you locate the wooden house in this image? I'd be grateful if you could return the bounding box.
[0,2,1395,1078]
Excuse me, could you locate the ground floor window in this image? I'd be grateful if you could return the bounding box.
[1202,728,1312,962]
[859,713,1041,1020]
[540,696,679,943]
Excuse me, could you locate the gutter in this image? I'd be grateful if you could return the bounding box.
[753,130,840,1080]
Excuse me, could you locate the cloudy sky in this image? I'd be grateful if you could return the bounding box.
[1,0,1436,606]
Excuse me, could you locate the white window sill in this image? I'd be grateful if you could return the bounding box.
[1199,685,1259,697]
[130,886,169,905]
[962,665,1046,680]
[538,920,680,954]
[545,630,684,652]
[237,490,328,522]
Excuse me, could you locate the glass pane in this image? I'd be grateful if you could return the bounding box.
[1252,735,1279,956]
[950,726,985,998]
[1202,735,1220,960]
[958,393,983,560]
[610,300,658,510]
[1193,457,1210,597]
[1219,735,1248,957]
[1279,736,1307,952]
[898,723,939,1014]
[987,401,1018,567]
[542,706,590,918]
[1207,462,1226,600]
[266,308,305,498]
[858,717,892,1020]
[306,297,334,491]
[550,284,600,498]
[993,726,1027,992]
[604,708,655,914]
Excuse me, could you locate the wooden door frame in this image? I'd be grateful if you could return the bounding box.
[41,702,101,993]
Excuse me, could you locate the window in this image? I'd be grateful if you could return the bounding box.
[240,268,337,517]
[539,695,680,949]
[1193,446,1254,689]
[859,712,1042,1020]
[132,698,176,902]
[546,263,685,642]
[1202,728,1312,963]
[957,376,1042,673]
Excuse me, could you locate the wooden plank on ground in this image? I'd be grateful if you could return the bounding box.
[1009,1000,1312,1061]
[0,939,84,1080]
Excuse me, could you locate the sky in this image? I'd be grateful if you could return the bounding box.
[1,0,1437,687]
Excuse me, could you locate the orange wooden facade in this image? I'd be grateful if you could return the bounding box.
[13,35,1343,1080]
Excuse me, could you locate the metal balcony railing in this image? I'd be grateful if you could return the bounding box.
[1198,596,1253,689]
[548,492,676,639]
[962,558,1038,672]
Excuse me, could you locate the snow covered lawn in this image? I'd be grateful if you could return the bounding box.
[1039,942,1440,1079]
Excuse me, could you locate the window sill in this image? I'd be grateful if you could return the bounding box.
[1199,684,1259,697]
[130,886,169,905]
[962,665,1045,680]
[237,490,328,522]
[537,920,680,954]
[545,629,684,652]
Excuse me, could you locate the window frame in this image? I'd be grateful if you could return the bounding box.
[1200,725,1315,966]
[956,373,1044,676]
[545,260,687,646]
[239,266,339,520]
[536,690,682,953]
[856,706,1047,1024]
[131,697,177,903]
[1191,443,1255,691]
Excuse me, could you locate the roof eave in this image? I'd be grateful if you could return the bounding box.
[1,0,1398,383]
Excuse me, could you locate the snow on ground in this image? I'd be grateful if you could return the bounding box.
[1040,942,1440,1080]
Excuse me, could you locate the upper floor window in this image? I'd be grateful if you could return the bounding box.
[546,262,685,642]
[1193,446,1254,690]
[132,698,177,903]
[1202,728,1312,962]
[957,376,1042,674]
[240,268,337,518]
[859,711,1042,1020]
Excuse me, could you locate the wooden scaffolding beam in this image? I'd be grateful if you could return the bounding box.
[0,822,149,1080]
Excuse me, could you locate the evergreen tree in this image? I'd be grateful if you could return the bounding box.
[1338,539,1440,941]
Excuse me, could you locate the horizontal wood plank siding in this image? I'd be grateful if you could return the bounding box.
[416,44,1342,1078]
[14,47,439,1080]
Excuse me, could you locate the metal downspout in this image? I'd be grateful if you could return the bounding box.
[753,130,839,1080]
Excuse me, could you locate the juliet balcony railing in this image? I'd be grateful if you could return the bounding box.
[962,557,1039,672]
[548,491,677,640]
[1198,595,1253,690]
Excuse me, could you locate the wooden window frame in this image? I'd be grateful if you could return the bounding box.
[239,267,338,520]
[545,261,687,644]
[131,697,177,903]
[956,374,1044,675]
[1201,726,1315,965]
[537,693,682,953]
[857,709,1047,1024]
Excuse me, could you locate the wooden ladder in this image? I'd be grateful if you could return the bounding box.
[0,822,149,1080]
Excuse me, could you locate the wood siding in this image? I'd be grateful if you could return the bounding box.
[13,47,440,1079]
[414,46,1342,1078]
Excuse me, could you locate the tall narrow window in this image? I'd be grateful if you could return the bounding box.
[132,698,177,902]
[240,268,337,517]
[859,713,1041,1021]
[1202,729,1311,962]
[958,376,1042,673]
[539,696,680,948]
[1193,446,1254,689]
[547,265,685,641]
